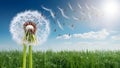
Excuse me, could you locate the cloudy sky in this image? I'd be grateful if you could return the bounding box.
[0,0,120,51]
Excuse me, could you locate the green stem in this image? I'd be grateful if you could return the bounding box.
[29,45,32,68]
[22,44,27,68]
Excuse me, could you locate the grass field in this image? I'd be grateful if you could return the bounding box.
[0,50,120,68]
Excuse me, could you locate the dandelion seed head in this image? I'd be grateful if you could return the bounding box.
[10,10,50,45]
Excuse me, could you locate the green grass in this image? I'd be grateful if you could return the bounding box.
[1,50,120,68]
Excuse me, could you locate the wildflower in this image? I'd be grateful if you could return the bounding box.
[10,10,50,68]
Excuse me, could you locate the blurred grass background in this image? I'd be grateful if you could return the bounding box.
[0,50,120,68]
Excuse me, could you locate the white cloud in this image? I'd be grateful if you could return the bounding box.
[111,35,120,40]
[33,41,120,51]
[56,34,71,39]
[73,29,109,40]
[57,29,109,40]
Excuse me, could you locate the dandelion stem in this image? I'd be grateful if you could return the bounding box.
[29,45,32,68]
[22,44,27,68]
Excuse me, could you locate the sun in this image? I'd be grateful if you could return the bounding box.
[101,0,119,18]
[99,0,120,28]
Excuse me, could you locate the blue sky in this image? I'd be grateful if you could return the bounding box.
[0,0,120,51]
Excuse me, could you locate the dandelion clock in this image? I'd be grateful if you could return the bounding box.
[10,10,50,68]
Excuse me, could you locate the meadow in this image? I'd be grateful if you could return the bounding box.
[0,50,120,68]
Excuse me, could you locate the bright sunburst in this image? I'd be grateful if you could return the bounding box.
[101,0,119,18]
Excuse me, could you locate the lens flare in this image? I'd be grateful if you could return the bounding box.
[10,10,50,45]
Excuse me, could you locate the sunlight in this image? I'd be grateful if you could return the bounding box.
[101,0,119,18]
[99,0,120,28]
